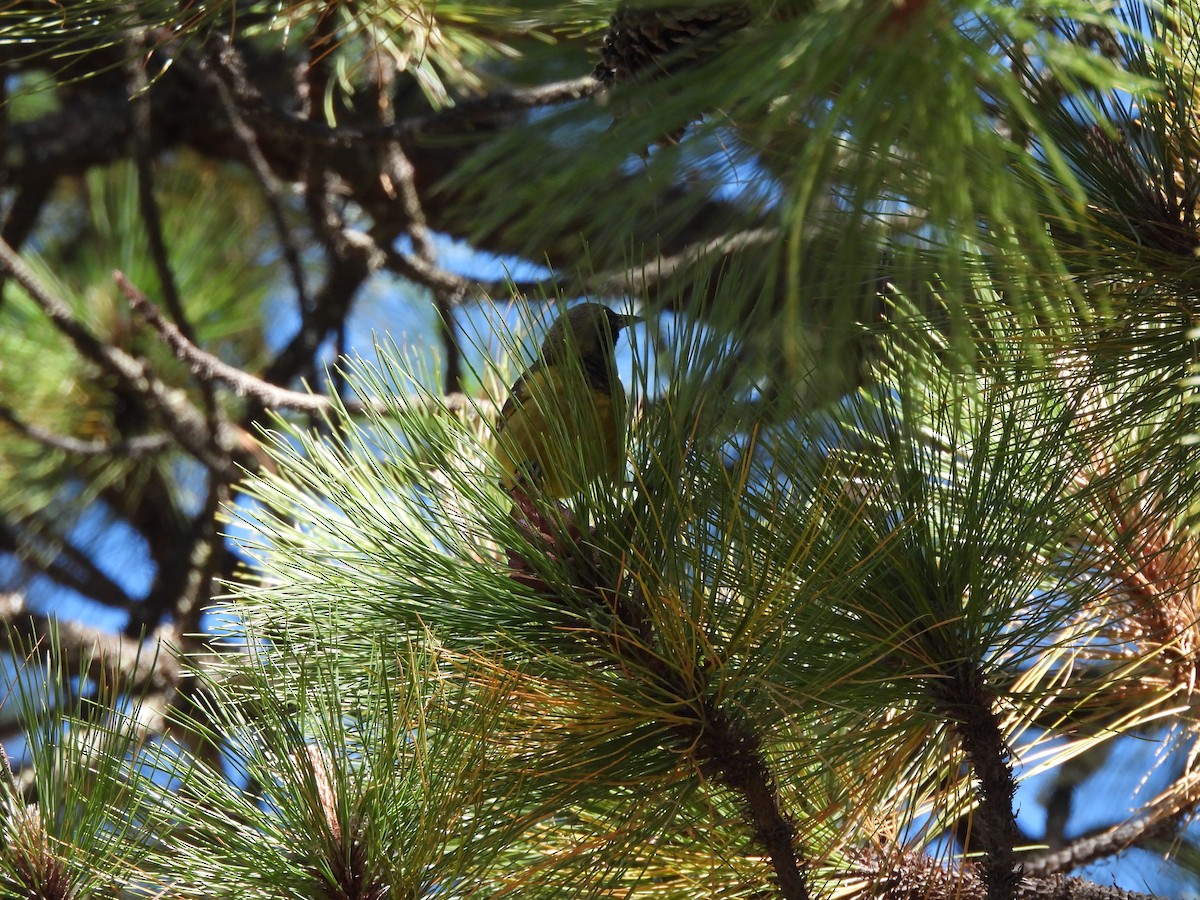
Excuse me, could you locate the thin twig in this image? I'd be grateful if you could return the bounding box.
[1022,769,1200,877]
[120,269,480,418]
[298,169,339,393]
[208,38,598,147]
[332,322,349,412]
[0,517,136,612]
[377,92,434,261]
[589,226,780,297]
[374,60,467,392]
[379,246,543,300]
[0,65,8,307]
[381,226,780,305]
[0,403,172,458]
[127,36,225,442]
[117,270,332,413]
[127,39,190,340]
[194,42,312,315]
[0,68,8,201]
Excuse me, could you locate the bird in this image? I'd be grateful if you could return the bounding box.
[494,303,640,500]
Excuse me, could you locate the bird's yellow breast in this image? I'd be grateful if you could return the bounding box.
[494,365,627,499]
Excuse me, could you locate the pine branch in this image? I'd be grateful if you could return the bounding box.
[121,271,480,419]
[931,662,1020,900]
[505,527,810,900]
[125,36,221,442]
[295,745,389,900]
[691,697,808,900]
[0,240,247,480]
[1021,769,1200,877]
[0,68,8,200]
[0,402,171,458]
[0,592,181,700]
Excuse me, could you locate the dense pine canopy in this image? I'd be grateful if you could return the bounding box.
[0,1,1199,899]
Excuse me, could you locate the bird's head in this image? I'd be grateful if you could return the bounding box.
[540,303,641,364]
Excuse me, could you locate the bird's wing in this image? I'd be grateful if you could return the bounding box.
[494,361,625,498]
[498,370,532,428]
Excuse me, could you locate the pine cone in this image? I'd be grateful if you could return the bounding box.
[593,4,751,86]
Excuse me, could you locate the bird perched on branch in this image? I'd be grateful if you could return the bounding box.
[495,304,640,500]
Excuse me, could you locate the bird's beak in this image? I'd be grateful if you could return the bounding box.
[620,314,644,329]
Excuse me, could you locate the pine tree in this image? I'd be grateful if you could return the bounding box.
[0,1,1198,898]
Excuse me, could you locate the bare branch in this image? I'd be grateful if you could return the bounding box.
[0,403,171,458]
[1021,769,1200,877]
[193,42,312,315]
[0,68,8,200]
[205,32,599,148]
[380,225,780,307]
[590,225,780,297]
[120,270,483,420]
[343,393,482,418]
[118,270,334,413]
[0,593,181,699]
[0,517,136,612]
[379,246,549,301]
